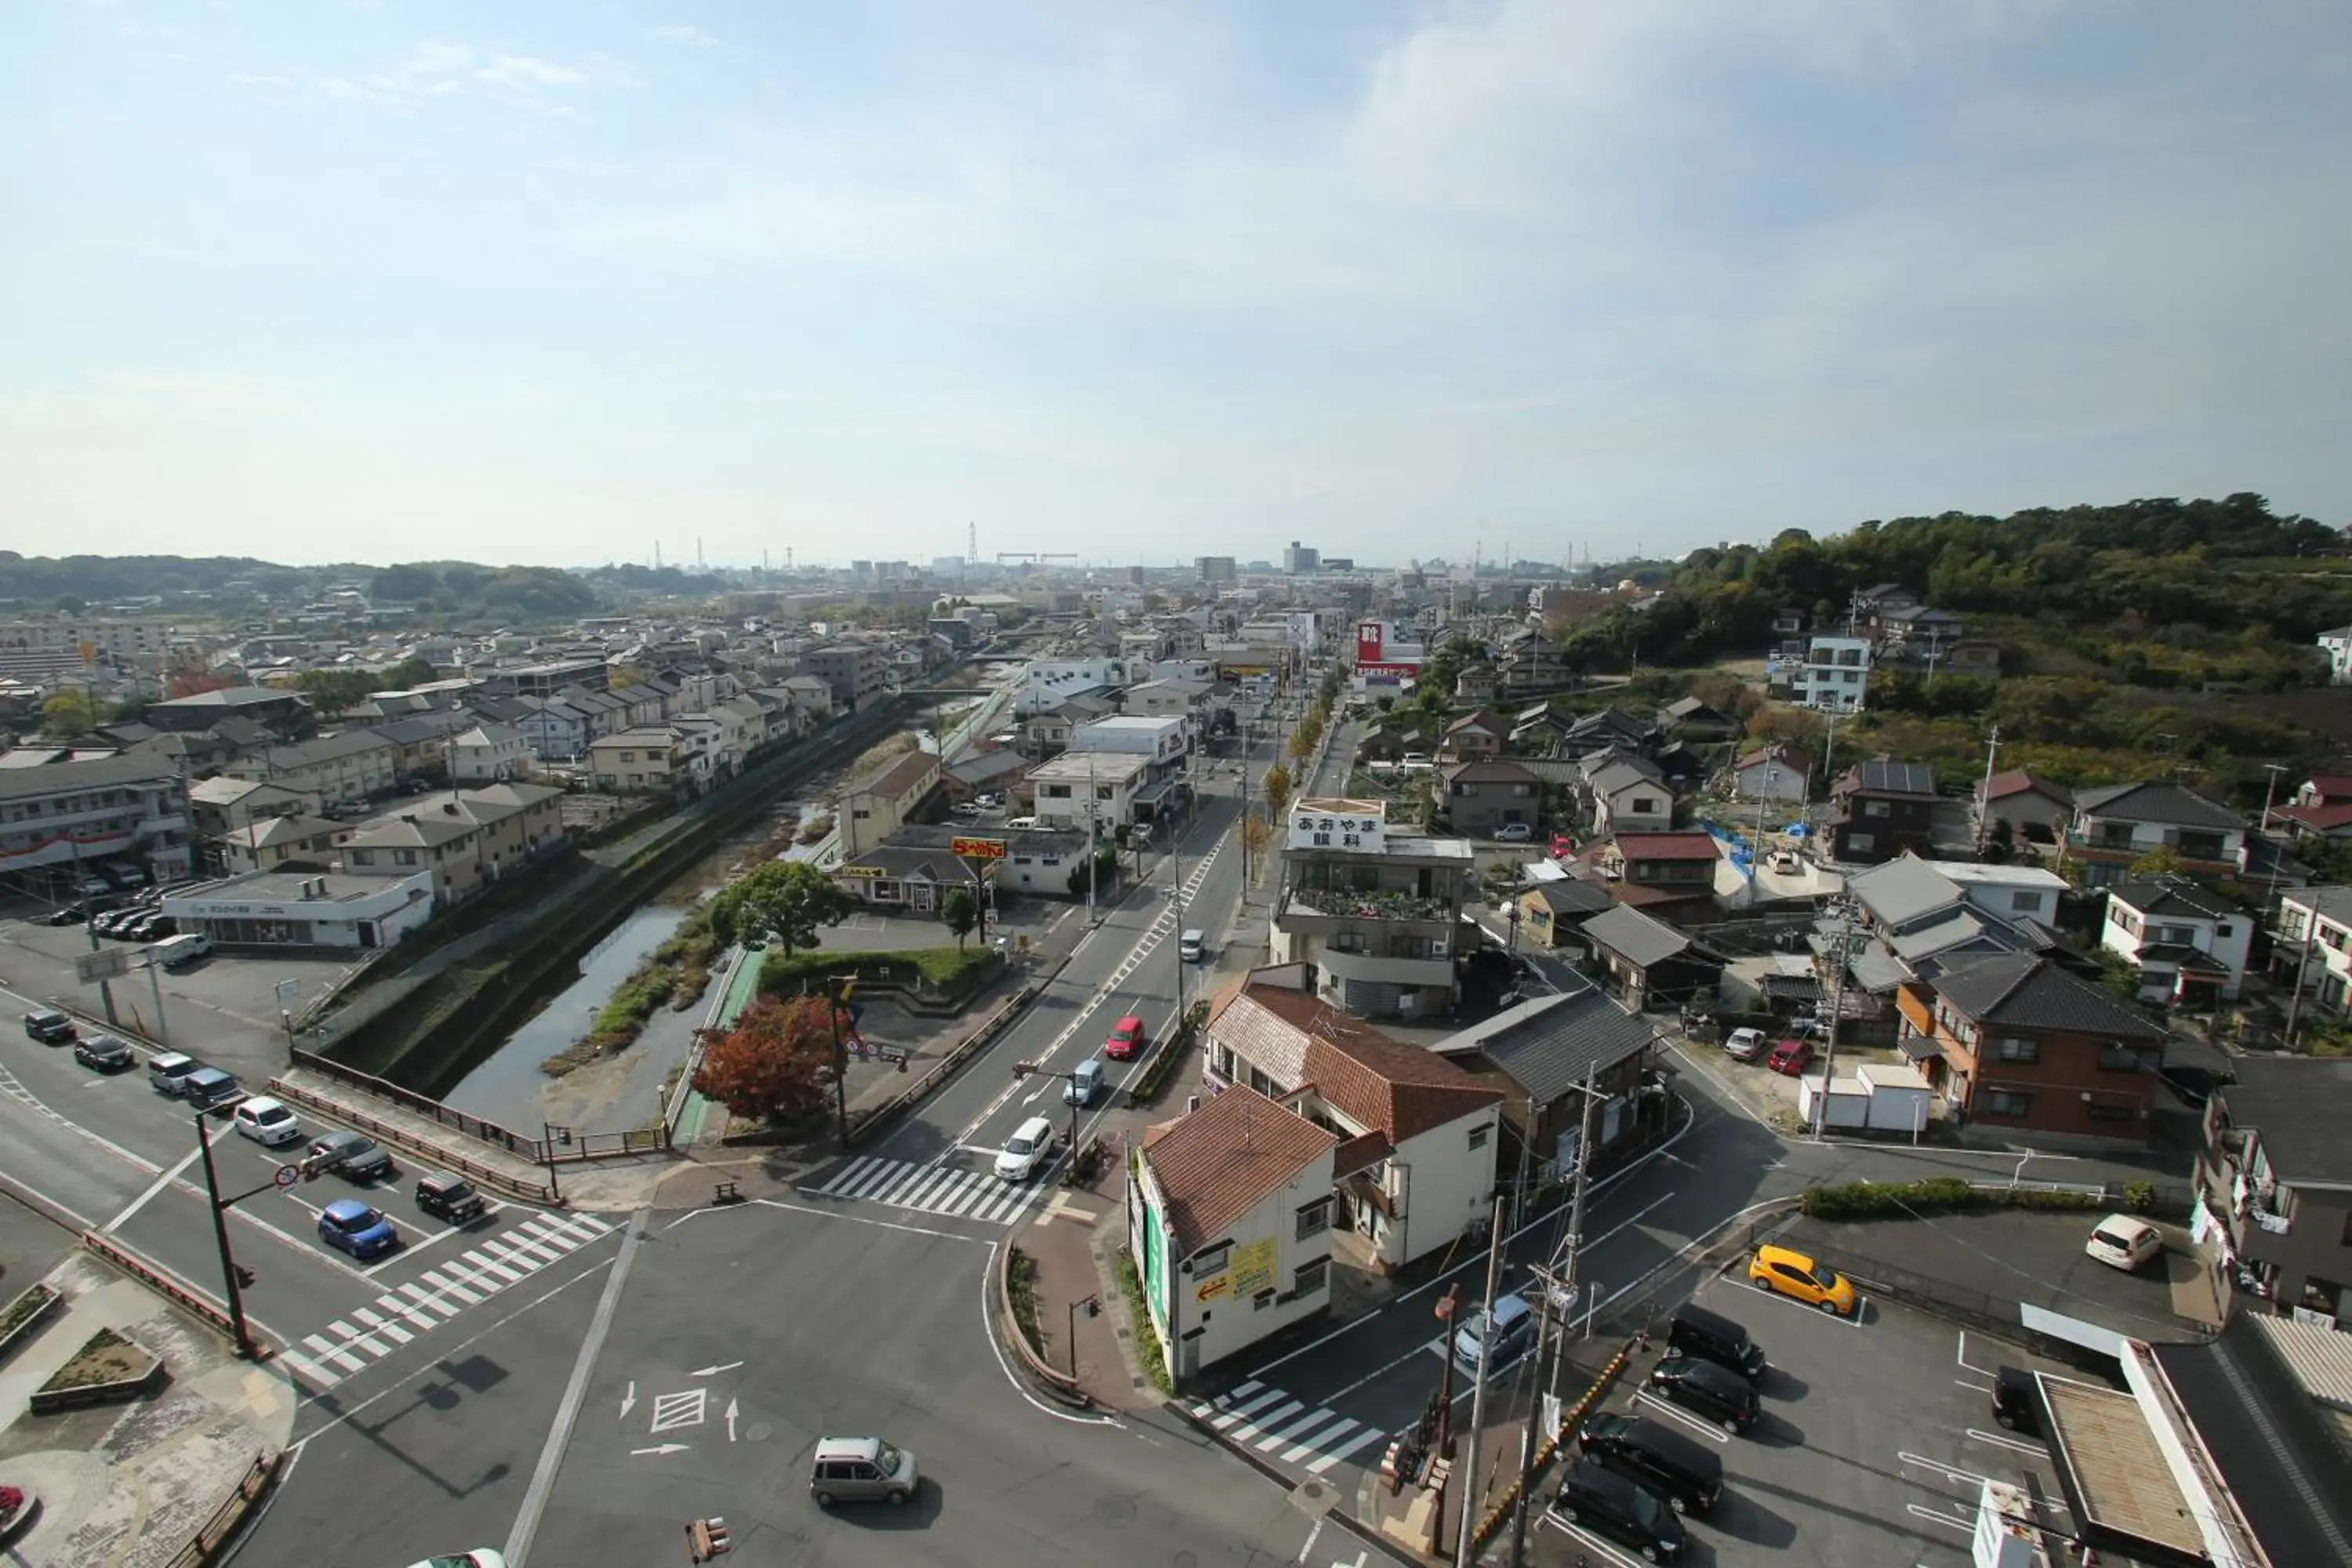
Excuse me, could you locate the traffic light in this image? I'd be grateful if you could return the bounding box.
[233,1265,258,1289]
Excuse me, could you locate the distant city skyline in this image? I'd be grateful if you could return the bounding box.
[5,2,2348,567]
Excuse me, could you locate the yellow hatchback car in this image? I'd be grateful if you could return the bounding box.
[1748,1244,1860,1316]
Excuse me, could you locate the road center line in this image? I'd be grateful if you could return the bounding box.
[101,1139,206,1235]
[503,1208,645,1568]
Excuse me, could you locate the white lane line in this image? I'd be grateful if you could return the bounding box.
[101,1139,206,1234]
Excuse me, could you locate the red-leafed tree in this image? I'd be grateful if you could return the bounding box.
[691,995,837,1123]
[168,669,234,700]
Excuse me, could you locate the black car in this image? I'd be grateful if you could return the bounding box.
[1577,1414,1723,1515]
[22,1009,75,1044]
[307,1130,398,1184]
[74,1033,138,1072]
[1548,1457,1686,1562]
[42,901,91,927]
[1666,1302,1768,1381]
[1993,1366,2044,1435]
[416,1173,489,1224]
[1646,1355,1760,1433]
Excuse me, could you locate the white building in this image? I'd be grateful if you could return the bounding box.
[162,869,437,949]
[0,755,193,883]
[1269,800,1476,1019]
[1012,657,1136,715]
[1026,751,1150,832]
[2319,625,2352,685]
[2276,885,2352,1018]
[1200,970,1501,1273]
[1127,1085,1338,1382]
[1795,635,1871,711]
[2101,877,2251,1007]
[1066,714,1188,765]
[450,722,533,782]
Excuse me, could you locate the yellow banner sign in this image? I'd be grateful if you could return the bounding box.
[1230,1236,1279,1298]
[951,837,1007,860]
[837,865,889,879]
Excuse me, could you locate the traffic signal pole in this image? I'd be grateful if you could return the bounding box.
[194,1111,276,1360]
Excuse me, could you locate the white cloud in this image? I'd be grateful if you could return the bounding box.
[308,40,618,114]
[649,24,717,48]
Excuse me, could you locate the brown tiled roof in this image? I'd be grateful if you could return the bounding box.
[1141,1087,1336,1257]
[1213,981,1502,1144]
[1613,831,1720,862]
[1983,768,2071,805]
[1331,1130,1394,1176]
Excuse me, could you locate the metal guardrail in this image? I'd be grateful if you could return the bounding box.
[165,1450,282,1568]
[262,1077,557,1203]
[82,1230,272,1356]
[288,1046,542,1156]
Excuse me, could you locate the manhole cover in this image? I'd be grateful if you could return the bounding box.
[747,1422,773,1443]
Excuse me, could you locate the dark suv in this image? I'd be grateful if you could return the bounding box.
[307,1130,398,1184]
[1646,1355,1760,1433]
[22,1009,75,1044]
[1666,1302,1767,1381]
[1548,1457,1686,1561]
[1577,1414,1723,1514]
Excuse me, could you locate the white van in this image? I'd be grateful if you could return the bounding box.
[152,932,210,969]
[147,1051,201,1096]
[1178,929,1205,964]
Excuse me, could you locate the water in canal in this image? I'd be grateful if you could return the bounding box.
[440,904,691,1134]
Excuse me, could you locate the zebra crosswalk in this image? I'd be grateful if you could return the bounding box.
[1187,1380,1390,1476]
[279,1210,615,1390]
[806,1155,1053,1225]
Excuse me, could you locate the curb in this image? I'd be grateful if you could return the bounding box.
[163,1449,285,1568]
[1164,1397,1398,1560]
[992,1240,1093,1410]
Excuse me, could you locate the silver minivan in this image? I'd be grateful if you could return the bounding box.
[808,1435,918,1507]
[147,1050,201,1096]
[1178,929,1205,963]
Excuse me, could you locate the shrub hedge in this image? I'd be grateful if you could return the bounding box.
[1800,1177,2105,1221]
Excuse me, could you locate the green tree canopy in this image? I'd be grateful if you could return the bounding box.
[710,861,857,958]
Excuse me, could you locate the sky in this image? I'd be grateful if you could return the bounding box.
[4,1,2350,572]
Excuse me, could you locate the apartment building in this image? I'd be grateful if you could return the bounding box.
[586,725,716,797]
[1027,751,1150,836]
[0,755,193,882]
[1269,798,1475,1020]
[340,783,567,906]
[1795,635,1871,712]
[223,729,400,805]
[2193,1058,2352,1330]
[801,644,890,710]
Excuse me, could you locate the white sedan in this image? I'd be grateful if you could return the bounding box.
[231,1097,304,1147]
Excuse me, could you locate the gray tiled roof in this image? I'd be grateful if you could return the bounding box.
[1581,904,1692,969]
[1436,989,1657,1105]
[1847,854,1962,931]
[2104,877,2238,923]
[2072,781,2245,831]
[1931,953,2165,1040]
[2216,1057,2352,1184]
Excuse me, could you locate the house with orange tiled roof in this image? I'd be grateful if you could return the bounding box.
[1199,965,1504,1275]
[1128,1085,1339,1384]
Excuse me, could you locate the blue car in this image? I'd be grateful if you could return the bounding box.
[1453,1292,1537,1373]
[318,1199,400,1261]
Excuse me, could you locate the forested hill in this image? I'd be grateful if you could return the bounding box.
[1567,493,2350,670]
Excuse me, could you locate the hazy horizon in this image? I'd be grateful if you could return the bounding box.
[6,2,2349,568]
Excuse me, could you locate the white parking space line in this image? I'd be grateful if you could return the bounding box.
[1956,1330,1997,1379]
[1631,1391,1732,1443]
[1733,1281,1870,1327]
[1537,1510,1643,1568]
[1965,1427,2046,1457]
[1907,1501,1974,1534]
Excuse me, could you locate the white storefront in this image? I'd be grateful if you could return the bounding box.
[163,869,437,949]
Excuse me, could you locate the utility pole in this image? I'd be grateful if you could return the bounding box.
[1813,902,1856,1134]
[1171,831,1187,1018]
[827,975,853,1152]
[1454,1185,1512,1566]
[143,950,173,1049]
[195,1112,268,1360]
[1085,752,1100,923]
[1973,724,2001,856]
[2285,906,2318,1048]
[71,837,121,1026]
[2258,761,2291,913]
[1511,1070,1599,1566]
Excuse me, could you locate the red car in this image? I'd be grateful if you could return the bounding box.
[1104,1015,1148,1061]
[1765,1038,1813,1076]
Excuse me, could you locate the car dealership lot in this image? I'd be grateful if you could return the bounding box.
[1544,1270,2082,1566]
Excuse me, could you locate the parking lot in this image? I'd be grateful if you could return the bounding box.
[1537,1268,2086,1566]
[1,913,354,1080]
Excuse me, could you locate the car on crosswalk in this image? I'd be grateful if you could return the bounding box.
[993,1116,1058,1181]
[318,1199,401,1261]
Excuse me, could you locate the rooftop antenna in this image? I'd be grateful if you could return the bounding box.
[654,541,662,570]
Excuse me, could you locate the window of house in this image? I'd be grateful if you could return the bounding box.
[1632,797,1657,814]
[1846,832,1875,855]
[1330,933,1366,954]
[1292,1258,1330,1296]
[2216,923,2233,938]
[1457,782,1479,797]
[1254,1289,1276,1311]
[394,849,418,866]
[1864,799,1890,818]
[1296,1198,1331,1240]
[1192,1243,1231,1276]
[1467,1124,1490,1152]
[2086,1102,2135,1123]
[2097,1045,2147,1073]
[2013,891,2045,913]
[1979,1088,2033,1118]
[1995,1036,2039,1063]
[619,751,634,763]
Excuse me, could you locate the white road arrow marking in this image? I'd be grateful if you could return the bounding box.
[619,1381,637,1421]
[725,1397,739,1442]
[690,1361,745,1377]
[630,1443,690,1457]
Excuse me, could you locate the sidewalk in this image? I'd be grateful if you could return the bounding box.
[0,1250,294,1568]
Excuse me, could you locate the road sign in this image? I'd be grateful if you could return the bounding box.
[950,836,1007,860]
[273,1163,302,1188]
[74,948,130,984]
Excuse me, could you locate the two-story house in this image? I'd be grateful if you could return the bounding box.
[1441,710,1511,760]
[1581,904,1726,1011]
[339,783,568,905]
[2193,1058,2352,1330]
[1978,769,2074,846]
[1830,760,1939,866]
[450,721,533,782]
[1656,696,1742,743]
[1356,722,1439,766]
[2317,624,2352,685]
[2065,782,2249,889]
[224,728,399,807]
[1269,798,1475,1019]
[1895,952,2168,1145]
[2270,884,2352,1018]
[2101,877,2251,1007]
[1433,985,1664,1175]
[187,776,319,840]
[1555,707,1658,761]
[586,725,714,798]
[1026,750,1148,840]
[838,749,945,858]
[1581,753,1673,838]
[510,693,598,761]
[1730,746,1813,805]
[1510,875,1616,957]
[1439,757,1543,838]
[1199,968,1501,1275]
[1592,829,1722,922]
[219,813,350,875]
[1127,1084,1340,1384]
